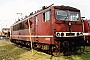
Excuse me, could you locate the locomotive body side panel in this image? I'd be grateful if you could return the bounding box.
[84,20,89,33]
[35,10,52,44]
[11,20,30,41]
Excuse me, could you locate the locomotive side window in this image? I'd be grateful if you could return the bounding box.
[13,25,15,31]
[24,20,29,29]
[20,23,22,29]
[13,24,19,31]
[17,24,20,30]
[36,16,38,25]
[19,22,24,30]
[43,10,50,22]
[22,22,24,29]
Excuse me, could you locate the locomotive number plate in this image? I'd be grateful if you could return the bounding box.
[66,33,75,36]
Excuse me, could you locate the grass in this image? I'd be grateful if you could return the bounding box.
[0,40,90,60]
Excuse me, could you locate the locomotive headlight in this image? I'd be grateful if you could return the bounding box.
[77,33,79,35]
[61,33,64,36]
[79,32,83,36]
[56,33,60,37]
[69,22,71,26]
[77,32,83,36]
[80,32,83,35]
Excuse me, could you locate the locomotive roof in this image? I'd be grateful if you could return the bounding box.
[54,5,80,12]
[12,5,80,26]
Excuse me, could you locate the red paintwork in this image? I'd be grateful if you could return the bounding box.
[84,20,89,33]
[36,13,52,44]
[84,20,90,40]
[55,21,82,32]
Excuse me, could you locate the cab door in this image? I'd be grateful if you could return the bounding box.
[35,16,38,42]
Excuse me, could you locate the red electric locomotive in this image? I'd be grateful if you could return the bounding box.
[10,4,86,56]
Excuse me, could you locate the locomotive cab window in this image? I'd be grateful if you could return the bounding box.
[43,10,50,22]
[69,11,80,21]
[55,10,68,20]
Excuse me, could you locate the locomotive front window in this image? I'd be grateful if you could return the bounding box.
[69,11,80,21]
[56,10,68,20]
[55,10,80,21]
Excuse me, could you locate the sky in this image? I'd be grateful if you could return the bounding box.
[0,0,90,30]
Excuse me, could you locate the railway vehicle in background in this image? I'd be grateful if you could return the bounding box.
[83,20,90,45]
[10,4,87,56]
